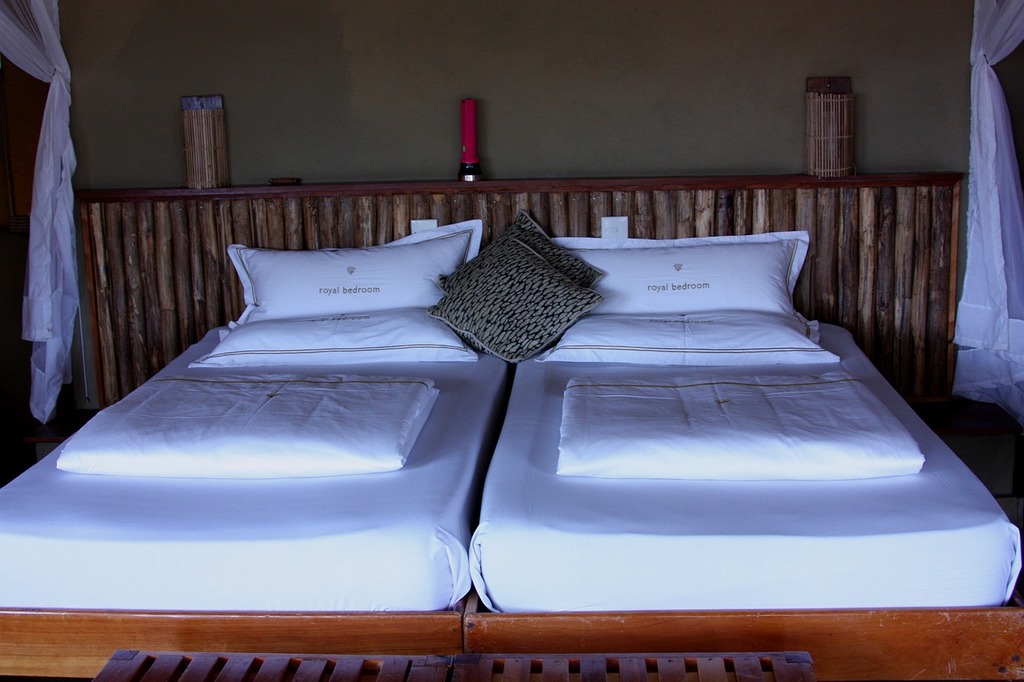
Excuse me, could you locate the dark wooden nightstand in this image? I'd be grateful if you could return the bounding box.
[910,398,1023,498]
[24,408,99,447]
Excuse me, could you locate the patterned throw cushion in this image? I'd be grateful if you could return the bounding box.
[429,237,603,362]
[440,210,602,292]
[501,210,603,287]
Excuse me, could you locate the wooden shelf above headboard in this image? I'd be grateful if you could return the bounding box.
[78,172,961,406]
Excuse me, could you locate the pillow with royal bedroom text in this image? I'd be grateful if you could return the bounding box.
[229,220,482,324]
[552,231,808,316]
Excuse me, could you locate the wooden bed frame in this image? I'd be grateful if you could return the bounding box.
[2,172,1021,681]
[463,594,1024,681]
[0,607,465,678]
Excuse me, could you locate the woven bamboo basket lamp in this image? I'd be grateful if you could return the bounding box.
[805,77,854,178]
[180,95,230,189]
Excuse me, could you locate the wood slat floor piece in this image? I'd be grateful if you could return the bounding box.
[92,650,817,682]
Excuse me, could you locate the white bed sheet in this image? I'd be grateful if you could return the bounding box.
[470,324,1022,612]
[0,329,509,612]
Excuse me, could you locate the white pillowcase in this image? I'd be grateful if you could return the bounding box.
[190,308,478,368]
[230,220,482,324]
[537,311,840,365]
[553,231,808,315]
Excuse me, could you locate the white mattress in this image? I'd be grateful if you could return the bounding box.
[470,324,1022,612]
[0,330,509,612]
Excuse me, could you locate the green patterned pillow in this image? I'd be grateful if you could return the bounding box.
[440,210,602,292]
[429,237,603,362]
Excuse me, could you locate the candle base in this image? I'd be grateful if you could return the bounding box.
[458,162,482,182]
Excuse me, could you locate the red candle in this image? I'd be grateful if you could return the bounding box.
[460,98,478,164]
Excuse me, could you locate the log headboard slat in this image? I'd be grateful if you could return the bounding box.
[78,173,962,406]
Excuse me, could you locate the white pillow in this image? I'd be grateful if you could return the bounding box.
[537,311,840,365]
[190,308,478,368]
[553,231,808,315]
[229,220,482,324]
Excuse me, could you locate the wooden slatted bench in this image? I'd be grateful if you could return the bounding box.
[92,650,817,682]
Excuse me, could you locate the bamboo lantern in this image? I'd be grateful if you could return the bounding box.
[180,95,230,189]
[805,77,854,178]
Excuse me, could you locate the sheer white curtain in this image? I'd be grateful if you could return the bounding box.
[0,0,76,423]
[954,0,1024,423]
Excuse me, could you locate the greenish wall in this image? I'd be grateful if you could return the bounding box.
[60,1,972,190]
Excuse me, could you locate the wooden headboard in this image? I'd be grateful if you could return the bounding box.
[78,172,961,406]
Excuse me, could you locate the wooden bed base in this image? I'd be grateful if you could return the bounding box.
[0,607,465,678]
[463,593,1024,681]
[4,172,1015,681]
[1,595,1020,680]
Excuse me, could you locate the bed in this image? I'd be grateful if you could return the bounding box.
[462,225,1024,681]
[0,221,510,676]
[470,322,1019,605]
[2,172,1019,681]
[468,227,1020,612]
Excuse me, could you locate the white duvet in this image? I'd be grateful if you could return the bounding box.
[556,371,925,480]
[56,373,438,478]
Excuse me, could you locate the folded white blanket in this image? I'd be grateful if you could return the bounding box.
[57,373,438,478]
[557,372,924,480]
